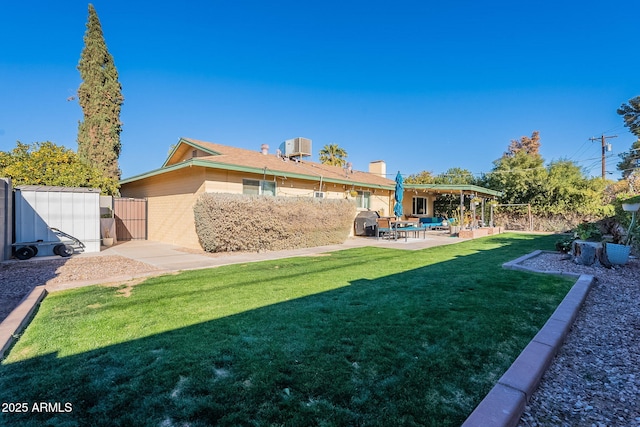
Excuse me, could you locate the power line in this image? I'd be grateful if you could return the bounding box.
[567,138,593,162]
[589,135,617,179]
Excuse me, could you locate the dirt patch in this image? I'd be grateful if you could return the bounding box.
[102,277,150,297]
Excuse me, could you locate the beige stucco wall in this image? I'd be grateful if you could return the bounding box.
[121,166,394,248]
[146,193,201,248]
[121,167,206,249]
[203,170,392,214]
[401,193,437,218]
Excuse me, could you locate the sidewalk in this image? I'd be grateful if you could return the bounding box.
[85,232,467,273]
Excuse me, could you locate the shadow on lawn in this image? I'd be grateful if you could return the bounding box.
[0,234,568,427]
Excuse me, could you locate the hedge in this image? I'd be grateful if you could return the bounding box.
[193,193,356,252]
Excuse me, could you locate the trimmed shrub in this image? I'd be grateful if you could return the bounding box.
[193,193,356,252]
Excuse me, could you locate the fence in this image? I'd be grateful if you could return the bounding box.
[0,178,12,261]
[114,197,147,241]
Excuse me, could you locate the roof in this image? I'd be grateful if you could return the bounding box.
[121,137,396,189]
[120,137,502,197]
[14,185,101,193]
[404,183,502,198]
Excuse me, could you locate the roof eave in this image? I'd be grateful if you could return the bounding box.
[121,159,395,190]
[161,137,223,168]
[404,183,502,197]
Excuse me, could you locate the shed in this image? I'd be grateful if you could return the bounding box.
[14,186,101,255]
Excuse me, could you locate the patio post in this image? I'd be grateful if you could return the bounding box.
[459,190,464,228]
[490,203,494,227]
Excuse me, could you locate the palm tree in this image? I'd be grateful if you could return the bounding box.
[319,144,348,167]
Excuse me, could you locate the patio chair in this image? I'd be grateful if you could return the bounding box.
[376,218,395,240]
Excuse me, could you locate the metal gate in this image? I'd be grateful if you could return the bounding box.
[114,197,147,241]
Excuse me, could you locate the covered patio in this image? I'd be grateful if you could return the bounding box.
[399,184,503,235]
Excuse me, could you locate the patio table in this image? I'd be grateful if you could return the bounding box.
[391,221,427,241]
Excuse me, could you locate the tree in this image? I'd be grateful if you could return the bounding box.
[484,149,547,207]
[483,133,609,217]
[434,167,476,185]
[0,141,119,195]
[77,3,124,181]
[319,144,347,167]
[617,138,640,179]
[504,131,541,157]
[403,170,435,184]
[618,96,640,138]
[544,160,608,215]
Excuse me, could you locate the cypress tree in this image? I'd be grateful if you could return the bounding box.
[77,3,124,180]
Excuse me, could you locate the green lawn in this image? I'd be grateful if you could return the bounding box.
[0,233,573,426]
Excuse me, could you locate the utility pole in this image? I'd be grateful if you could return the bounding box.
[590,135,617,179]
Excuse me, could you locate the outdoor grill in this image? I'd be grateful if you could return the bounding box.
[354,211,380,236]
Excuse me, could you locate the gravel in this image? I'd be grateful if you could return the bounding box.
[517,252,640,427]
[0,255,160,323]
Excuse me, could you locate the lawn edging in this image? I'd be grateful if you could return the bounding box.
[0,286,48,360]
[462,250,594,427]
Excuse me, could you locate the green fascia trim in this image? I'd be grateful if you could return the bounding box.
[121,159,395,191]
[161,137,223,168]
[404,183,502,197]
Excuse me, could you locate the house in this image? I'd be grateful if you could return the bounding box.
[119,137,396,249]
[120,137,502,249]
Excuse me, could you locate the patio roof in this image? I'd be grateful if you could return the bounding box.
[404,183,502,198]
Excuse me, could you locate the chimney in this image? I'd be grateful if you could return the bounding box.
[369,160,386,178]
[260,144,269,155]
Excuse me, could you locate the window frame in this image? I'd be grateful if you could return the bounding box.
[412,196,428,215]
[242,179,276,196]
[355,190,371,209]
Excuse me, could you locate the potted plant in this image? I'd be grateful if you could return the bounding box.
[449,217,461,235]
[346,189,358,198]
[574,222,601,241]
[604,199,638,265]
[102,228,114,247]
[622,194,640,212]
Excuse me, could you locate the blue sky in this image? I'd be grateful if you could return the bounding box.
[1,1,638,180]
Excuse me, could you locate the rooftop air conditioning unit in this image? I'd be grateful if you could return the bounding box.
[283,137,312,158]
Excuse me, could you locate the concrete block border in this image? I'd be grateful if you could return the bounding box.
[0,286,47,360]
[462,250,594,427]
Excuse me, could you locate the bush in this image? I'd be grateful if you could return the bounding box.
[555,236,574,253]
[193,193,356,252]
[492,211,607,233]
[574,222,602,241]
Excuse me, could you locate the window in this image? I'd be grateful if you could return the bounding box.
[356,191,370,209]
[412,197,428,215]
[243,179,276,196]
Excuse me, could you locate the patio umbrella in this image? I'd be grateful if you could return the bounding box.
[394,171,404,218]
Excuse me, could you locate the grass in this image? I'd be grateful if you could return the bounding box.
[0,233,574,426]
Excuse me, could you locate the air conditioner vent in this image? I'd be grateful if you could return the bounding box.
[282,137,312,158]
